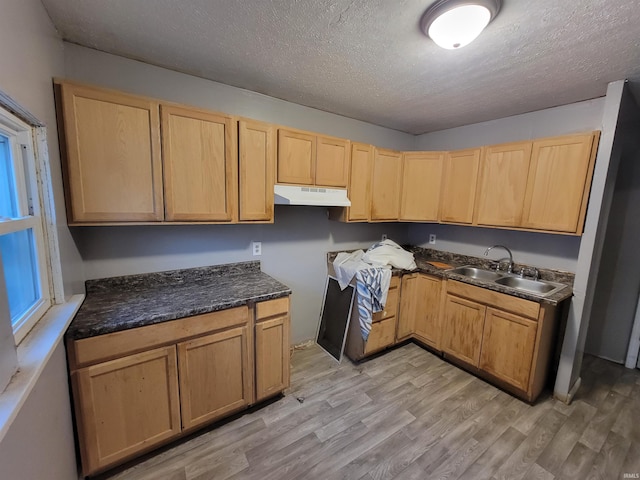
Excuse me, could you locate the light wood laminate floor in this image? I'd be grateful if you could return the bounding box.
[104,343,640,480]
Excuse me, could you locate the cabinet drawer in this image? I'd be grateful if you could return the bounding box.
[373,280,399,322]
[446,280,539,320]
[69,306,249,369]
[364,316,397,354]
[256,297,289,321]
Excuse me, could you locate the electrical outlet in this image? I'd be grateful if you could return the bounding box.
[252,241,262,256]
[429,234,436,245]
[381,233,388,241]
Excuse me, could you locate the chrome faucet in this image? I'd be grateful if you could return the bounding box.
[484,245,514,273]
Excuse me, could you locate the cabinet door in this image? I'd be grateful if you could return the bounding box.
[400,152,445,222]
[74,346,180,475]
[397,274,418,340]
[316,135,350,187]
[521,133,597,233]
[474,142,532,227]
[277,129,315,185]
[364,317,397,354]
[479,308,537,391]
[178,326,252,430]
[347,143,374,221]
[256,314,290,401]
[371,148,403,221]
[58,83,163,223]
[413,274,443,349]
[239,119,275,222]
[441,294,486,366]
[162,105,237,221]
[440,148,481,224]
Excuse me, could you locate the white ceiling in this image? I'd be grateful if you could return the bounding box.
[40,0,640,134]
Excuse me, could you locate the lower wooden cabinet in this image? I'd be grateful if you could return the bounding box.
[440,280,558,402]
[255,297,291,401]
[441,294,486,366]
[397,275,418,341]
[72,346,181,475]
[67,299,290,477]
[479,308,537,391]
[398,273,443,348]
[345,275,401,361]
[413,275,443,348]
[178,326,253,430]
[364,316,397,355]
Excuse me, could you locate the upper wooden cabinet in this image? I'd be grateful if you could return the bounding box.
[399,152,445,222]
[346,143,374,221]
[277,129,315,185]
[161,105,237,222]
[474,141,533,228]
[440,148,481,224]
[371,148,403,221]
[238,119,276,222]
[521,133,599,233]
[57,82,164,223]
[316,135,350,187]
[277,128,350,187]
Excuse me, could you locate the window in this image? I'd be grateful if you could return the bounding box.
[0,108,51,344]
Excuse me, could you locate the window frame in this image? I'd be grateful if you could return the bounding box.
[0,108,53,344]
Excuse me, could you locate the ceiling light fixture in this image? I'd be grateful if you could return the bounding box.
[421,0,501,50]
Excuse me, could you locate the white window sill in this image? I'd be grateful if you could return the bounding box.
[0,294,84,443]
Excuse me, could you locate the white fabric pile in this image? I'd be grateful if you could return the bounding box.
[331,240,416,341]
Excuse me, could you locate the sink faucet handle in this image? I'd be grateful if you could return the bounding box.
[520,266,540,280]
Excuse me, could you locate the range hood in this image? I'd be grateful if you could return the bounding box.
[274,184,351,207]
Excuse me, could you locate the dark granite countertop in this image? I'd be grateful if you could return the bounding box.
[66,261,291,341]
[328,246,574,306]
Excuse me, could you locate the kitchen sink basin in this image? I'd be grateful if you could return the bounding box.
[447,266,505,281]
[494,276,564,296]
[446,265,567,298]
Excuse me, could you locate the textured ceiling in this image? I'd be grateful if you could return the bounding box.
[40,0,640,134]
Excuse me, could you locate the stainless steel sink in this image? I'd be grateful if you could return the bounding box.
[447,266,505,281]
[494,276,565,296]
[446,265,567,298]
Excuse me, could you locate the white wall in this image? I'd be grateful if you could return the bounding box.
[64,45,415,343]
[0,2,82,479]
[0,344,78,480]
[554,81,626,400]
[74,208,408,344]
[585,91,640,363]
[410,224,580,273]
[409,98,606,273]
[0,1,84,296]
[414,98,606,151]
[63,44,415,151]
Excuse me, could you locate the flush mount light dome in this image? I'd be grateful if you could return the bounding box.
[421,0,501,50]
